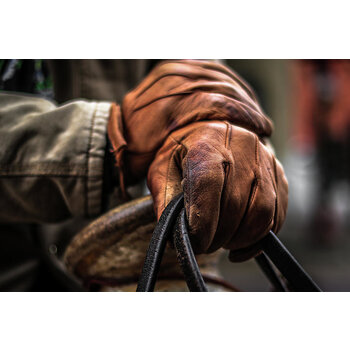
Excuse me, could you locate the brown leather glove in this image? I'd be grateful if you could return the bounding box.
[107,60,273,193]
[147,121,288,262]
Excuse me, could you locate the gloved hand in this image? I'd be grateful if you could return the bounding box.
[147,121,288,262]
[107,60,273,192]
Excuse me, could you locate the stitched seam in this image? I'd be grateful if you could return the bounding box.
[255,138,277,234]
[168,135,191,220]
[272,157,279,231]
[0,162,90,168]
[242,134,260,226]
[223,121,232,149]
[254,134,260,167]
[169,134,189,152]
[223,122,232,244]
[85,104,97,217]
[272,156,279,189]
[249,178,259,210]
[186,150,191,225]
[0,164,93,176]
[263,149,278,232]
[168,136,191,220]
[211,161,230,251]
[0,174,90,178]
[164,142,182,210]
[229,175,258,246]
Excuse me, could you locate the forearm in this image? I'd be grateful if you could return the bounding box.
[0,92,112,223]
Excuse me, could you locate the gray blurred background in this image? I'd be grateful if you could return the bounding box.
[219,60,350,291]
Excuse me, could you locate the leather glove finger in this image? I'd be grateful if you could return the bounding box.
[148,121,289,260]
[225,141,280,261]
[148,122,229,252]
[227,154,289,262]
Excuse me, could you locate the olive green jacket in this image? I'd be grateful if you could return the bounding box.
[0,60,161,291]
[0,92,112,223]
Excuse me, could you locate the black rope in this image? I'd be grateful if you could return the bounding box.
[136,193,184,292]
[255,252,287,292]
[260,231,322,292]
[137,194,322,292]
[173,208,208,292]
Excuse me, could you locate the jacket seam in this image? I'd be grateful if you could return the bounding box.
[84,103,97,217]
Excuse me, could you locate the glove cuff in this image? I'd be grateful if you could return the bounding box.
[107,103,128,198]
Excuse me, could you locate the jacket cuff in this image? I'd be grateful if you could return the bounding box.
[107,103,129,198]
[86,101,113,217]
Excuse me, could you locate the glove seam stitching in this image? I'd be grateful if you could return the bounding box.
[254,134,260,169]
[84,103,97,217]
[271,156,279,232]
[223,121,232,149]
[164,142,183,210]
[167,135,190,220]
[226,176,259,250]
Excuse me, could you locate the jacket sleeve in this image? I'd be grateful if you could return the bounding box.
[0,92,112,223]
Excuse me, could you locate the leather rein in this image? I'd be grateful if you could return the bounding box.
[136,193,322,292]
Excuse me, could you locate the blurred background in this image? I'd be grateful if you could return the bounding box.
[220,60,350,291]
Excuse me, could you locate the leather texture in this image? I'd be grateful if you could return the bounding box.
[147,121,288,261]
[108,59,288,261]
[107,60,273,188]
